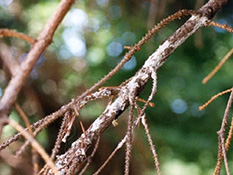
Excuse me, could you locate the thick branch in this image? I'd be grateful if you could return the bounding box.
[0,0,75,117]
[53,0,228,174]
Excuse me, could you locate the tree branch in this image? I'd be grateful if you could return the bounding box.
[51,0,228,174]
[0,0,75,117]
[0,29,36,44]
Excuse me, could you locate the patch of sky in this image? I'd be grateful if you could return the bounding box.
[123,56,137,71]
[93,13,110,31]
[18,52,45,66]
[63,8,88,30]
[62,28,86,58]
[96,0,109,8]
[17,52,44,79]
[65,37,86,57]
[109,5,122,20]
[24,2,58,36]
[171,99,187,114]
[0,0,13,7]
[87,47,105,66]
[30,69,39,80]
[59,45,72,59]
[107,41,123,57]
[190,103,205,117]
[141,1,151,11]
[213,19,228,33]
[122,31,136,45]
[89,17,100,32]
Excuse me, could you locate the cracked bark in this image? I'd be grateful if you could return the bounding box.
[45,0,228,174]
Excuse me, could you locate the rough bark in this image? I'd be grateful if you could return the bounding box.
[51,0,229,174]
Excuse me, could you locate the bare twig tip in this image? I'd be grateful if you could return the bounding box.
[199,88,233,111]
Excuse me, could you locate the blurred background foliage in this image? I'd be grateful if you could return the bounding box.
[0,0,233,174]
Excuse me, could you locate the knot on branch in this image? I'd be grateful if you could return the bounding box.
[198,0,229,20]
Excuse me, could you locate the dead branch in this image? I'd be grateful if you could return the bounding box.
[141,114,161,175]
[0,0,229,174]
[214,87,233,175]
[124,103,135,175]
[79,137,100,175]
[208,21,233,33]
[93,115,142,175]
[0,29,36,44]
[225,115,233,150]
[0,88,114,151]
[199,88,233,110]
[0,149,33,175]
[0,0,76,118]
[7,118,61,175]
[66,9,198,103]
[202,48,233,84]
[48,1,229,174]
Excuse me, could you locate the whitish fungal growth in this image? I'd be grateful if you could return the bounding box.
[89,117,105,132]
[50,3,221,174]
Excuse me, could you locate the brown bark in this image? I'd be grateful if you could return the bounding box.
[0,0,75,117]
[51,0,229,174]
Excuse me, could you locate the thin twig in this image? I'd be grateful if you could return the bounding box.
[93,116,142,175]
[7,119,61,175]
[0,29,36,44]
[80,121,87,138]
[73,9,197,103]
[215,87,233,175]
[15,103,34,157]
[202,48,233,84]
[14,103,39,174]
[62,111,77,143]
[137,98,155,107]
[16,110,70,159]
[54,1,224,172]
[0,149,33,175]
[225,115,233,151]
[32,149,39,175]
[15,103,33,135]
[124,103,135,175]
[219,134,230,175]
[208,21,233,33]
[135,101,160,175]
[199,88,233,111]
[79,137,100,175]
[132,68,160,174]
[93,136,127,175]
[0,110,62,151]
[213,137,223,175]
[0,88,114,151]
[41,113,70,175]
[140,69,157,116]
[0,0,76,117]
[141,114,161,175]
